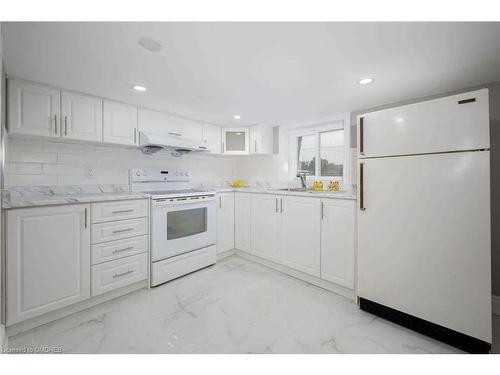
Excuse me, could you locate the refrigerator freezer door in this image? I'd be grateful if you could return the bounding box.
[357,151,491,343]
[358,89,489,158]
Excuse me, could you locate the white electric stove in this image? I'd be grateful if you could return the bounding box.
[130,168,217,287]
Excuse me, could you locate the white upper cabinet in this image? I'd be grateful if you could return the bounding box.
[6,204,91,325]
[358,88,490,158]
[250,124,274,155]
[320,199,355,288]
[280,196,321,277]
[61,91,103,142]
[8,80,60,138]
[223,128,250,154]
[138,108,203,140]
[202,124,222,154]
[251,194,281,262]
[103,100,138,146]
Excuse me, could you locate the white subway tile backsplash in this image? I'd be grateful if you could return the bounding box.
[4,138,241,188]
[6,162,43,175]
[7,151,57,164]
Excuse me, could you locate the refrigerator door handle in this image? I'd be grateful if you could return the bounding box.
[359,117,365,155]
[360,163,366,211]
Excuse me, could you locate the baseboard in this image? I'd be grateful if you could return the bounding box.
[0,324,6,348]
[235,250,355,301]
[493,295,500,316]
[359,297,491,354]
[6,280,148,337]
[217,248,236,261]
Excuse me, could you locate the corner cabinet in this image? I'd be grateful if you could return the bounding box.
[6,204,91,325]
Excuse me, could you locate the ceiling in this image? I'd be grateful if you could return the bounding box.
[3,22,500,127]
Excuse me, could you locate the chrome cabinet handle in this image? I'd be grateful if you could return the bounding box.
[54,114,58,134]
[64,116,68,135]
[458,98,476,105]
[113,270,133,278]
[112,209,134,214]
[219,196,222,208]
[112,246,133,254]
[222,141,225,153]
[360,163,366,211]
[168,132,182,137]
[84,208,88,228]
[254,140,257,153]
[321,202,324,219]
[359,116,364,155]
[275,198,278,213]
[112,227,134,234]
[280,198,283,213]
[134,128,137,144]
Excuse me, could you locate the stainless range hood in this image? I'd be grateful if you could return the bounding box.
[138,131,209,155]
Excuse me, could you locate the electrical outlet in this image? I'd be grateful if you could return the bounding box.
[87,167,95,178]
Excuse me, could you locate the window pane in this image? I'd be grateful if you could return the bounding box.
[320,130,344,177]
[297,134,316,174]
[167,207,207,240]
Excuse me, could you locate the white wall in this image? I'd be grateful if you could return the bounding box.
[4,138,240,187]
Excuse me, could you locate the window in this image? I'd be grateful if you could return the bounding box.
[294,124,346,181]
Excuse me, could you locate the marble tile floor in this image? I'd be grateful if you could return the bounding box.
[6,255,499,354]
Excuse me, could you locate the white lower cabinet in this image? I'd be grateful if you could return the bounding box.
[320,199,356,288]
[280,196,321,277]
[234,192,252,252]
[251,194,281,262]
[216,192,235,253]
[91,253,148,297]
[6,204,91,325]
[232,192,356,288]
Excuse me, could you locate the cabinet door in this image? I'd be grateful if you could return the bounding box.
[358,88,489,158]
[103,100,138,146]
[280,196,321,276]
[251,194,280,262]
[235,193,252,253]
[250,124,274,155]
[202,124,222,154]
[8,79,60,138]
[61,91,103,142]
[320,199,355,288]
[216,192,235,253]
[6,204,91,325]
[223,128,249,154]
[139,109,202,140]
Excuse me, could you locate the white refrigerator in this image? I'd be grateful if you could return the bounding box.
[357,88,492,353]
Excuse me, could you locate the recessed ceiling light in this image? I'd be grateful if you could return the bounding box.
[138,37,162,52]
[233,115,241,119]
[359,77,374,85]
[133,85,147,92]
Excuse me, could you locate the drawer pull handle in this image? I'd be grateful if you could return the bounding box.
[458,98,476,104]
[112,246,134,254]
[113,270,133,278]
[112,209,134,214]
[112,228,134,234]
[168,132,182,137]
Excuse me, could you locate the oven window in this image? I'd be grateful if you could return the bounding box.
[167,207,207,240]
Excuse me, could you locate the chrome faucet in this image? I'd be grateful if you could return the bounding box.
[296,171,310,189]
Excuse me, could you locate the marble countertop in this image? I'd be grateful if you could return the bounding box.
[217,187,357,200]
[2,192,151,209]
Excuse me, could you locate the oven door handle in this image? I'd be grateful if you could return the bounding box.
[153,197,216,207]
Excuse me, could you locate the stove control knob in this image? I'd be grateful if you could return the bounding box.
[135,171,141,176]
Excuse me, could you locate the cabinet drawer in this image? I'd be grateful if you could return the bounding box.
[91,253,148,297]
[91,217,148,244]
[91,199,148,223]
[91,235,148,265]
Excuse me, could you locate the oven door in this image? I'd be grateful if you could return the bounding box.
[151,197,216,262]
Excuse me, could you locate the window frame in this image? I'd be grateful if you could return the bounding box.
[289,120,350,186]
